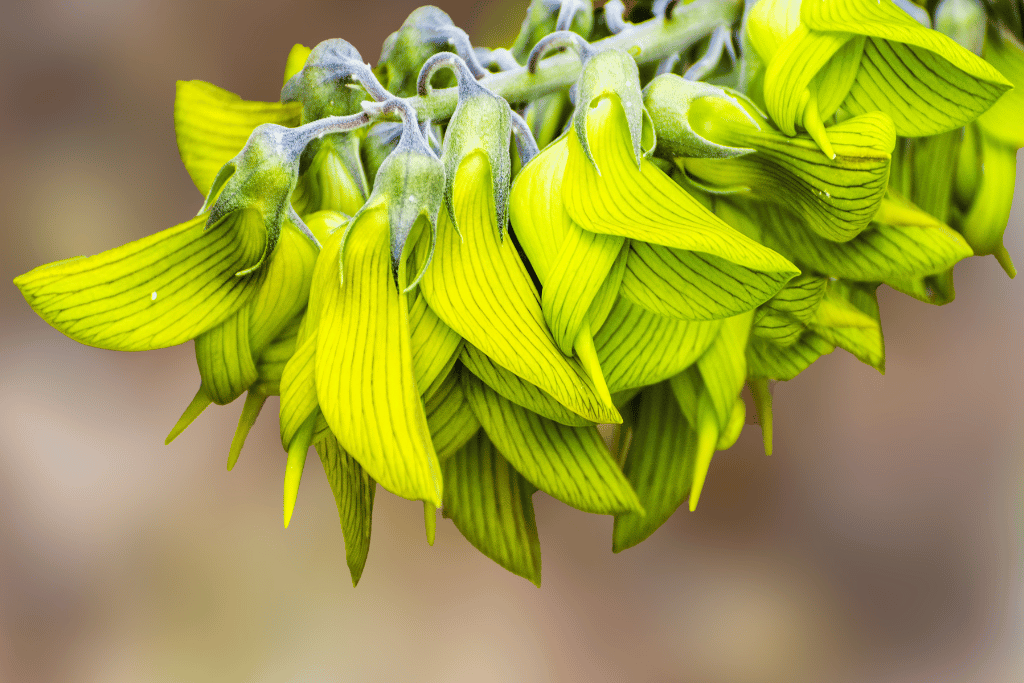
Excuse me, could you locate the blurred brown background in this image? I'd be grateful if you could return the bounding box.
[0,1,1021,681]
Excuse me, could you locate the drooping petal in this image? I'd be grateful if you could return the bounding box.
[15,211,267,352]
[174,80,302,195]
[425,365,481,461]
[460,343,593,427]
[594,296,721,393]
[695,312,752,430]
[564,97,798,320]
[463,372,641,515]
[442,431,542,586]
[315,433,376,587]
[420,151,620,424]
[194,304,257,405]
[747,332,835,380]
[613,382,697,552]
[801,0,1011,136]
[315,210,442,506]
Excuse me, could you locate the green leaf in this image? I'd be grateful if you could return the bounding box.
[747,332,835,380]
[174,80,302,195]
[425,366,481,461]
[594,296,721,393]
[15,211,267,352]
[315,209,442,506]
[463,373,642,515]
[613,382,697,552]
[442,431,542,586]
[420,152,620,424]
[315,433,376,587]
[460,343,593,427]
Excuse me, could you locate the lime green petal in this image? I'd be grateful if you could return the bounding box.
[251,315,301,397]
[800,0,1014,139]
[227,390,268,470]
[463,373,641,516]
[696,312,752,430]
[408,283,462,399]
[763,26,858,136]
[842,37,1009,137]
[174,80,302,195]
[290,135,369,217]
[15,212,267,352]
[716,397,747,451]
[564,97,798,277]
[978,29,1024,148]
[278,326,318,451]
[594,296,721,394]
[442,431,542,585]
[887,268,958,305]
[315,209,442,506]
[959,132,1017,262]
[612,382,698,552]
[752,274,827,346]
[687,392,721,511]
[749,378,774,456]
[248,223,316,357]
[803,0,1012,91]
[747,332,835,380]
[195,305,257,405]
[425,366,481,461]
[542,223,624,355]
[759,199,972,281]
[810,283,885,373]
[586,240,629,331]
[687,112,896,243]
[283,410,316,528]
[460,343,593,427]
[619,241,794,321]
[420,153,620,424]
[508,137,571,283]
[165,386,213,444]
[315,433,376,586]
[283,44,312,87]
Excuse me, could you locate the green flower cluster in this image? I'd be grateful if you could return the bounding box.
[14,0,1022,585]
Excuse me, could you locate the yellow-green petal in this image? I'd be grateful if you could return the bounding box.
[315,210,442,506]
[463,373,641,515]
[174,80,302,195]
[316,433,376,587]
[420,151,620,424]
[442,431,542,586]
[15,211,267,352]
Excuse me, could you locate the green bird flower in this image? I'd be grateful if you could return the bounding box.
[747,0,1011,156]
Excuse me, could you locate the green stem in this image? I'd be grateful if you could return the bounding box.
[404,0,741,121]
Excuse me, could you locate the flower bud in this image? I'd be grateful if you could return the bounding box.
[643,74,756,159]
[377,7,479,96]
[203,123,307,274]
[349,104,444,286]
[573,48,654,169]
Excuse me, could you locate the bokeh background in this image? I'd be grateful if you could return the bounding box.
[0,1,1021,681]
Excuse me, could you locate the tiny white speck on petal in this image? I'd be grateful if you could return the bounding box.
[151,291,158,301]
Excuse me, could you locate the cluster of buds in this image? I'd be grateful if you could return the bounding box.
[14,0,1023,585]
